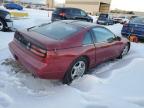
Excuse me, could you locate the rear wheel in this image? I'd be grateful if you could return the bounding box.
[0,19,6,31]
[63,57,88,85]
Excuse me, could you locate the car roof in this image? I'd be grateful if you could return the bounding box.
[56,7,81,10]
[60,20,98,29]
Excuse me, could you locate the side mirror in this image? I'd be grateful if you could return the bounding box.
[116,36,121,41]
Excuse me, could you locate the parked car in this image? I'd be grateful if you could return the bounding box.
[9,20,130,84]
[51,7,93,22]
[118,16,129,24]
[121,17,144,40]
[4,3,23,10]
[113,17,122,24]
[0,9,13,31]
[113,16,129,24]
[130,16,138,20]
[97,13,114,25]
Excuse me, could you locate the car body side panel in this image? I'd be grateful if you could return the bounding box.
[95,42,113,64]
[122,23,144,39]
[95,38,126,65]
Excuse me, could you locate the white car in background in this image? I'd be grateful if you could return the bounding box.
[114,16,129,24]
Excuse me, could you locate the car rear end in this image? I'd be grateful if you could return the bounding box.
[97,14,108,25]
[9,30,60,79]
[121,17,144,40]
[51,8,67,21]
[9,21,84,80]
[113,18,123,24]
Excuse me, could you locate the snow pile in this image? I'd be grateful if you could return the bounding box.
[13,8,51,29]
[0,92,13,108]
[0,8,144,108]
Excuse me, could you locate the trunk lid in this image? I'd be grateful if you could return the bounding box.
[15,29,61,51]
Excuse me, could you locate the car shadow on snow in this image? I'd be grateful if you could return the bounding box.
[1,58,63,96]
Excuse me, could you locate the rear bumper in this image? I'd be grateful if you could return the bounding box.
[9,41,65,79]
[97,21,107,25]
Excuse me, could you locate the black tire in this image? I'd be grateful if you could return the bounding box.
[118,43,130,59]
[0,19,6,31]
[62,57,88,85]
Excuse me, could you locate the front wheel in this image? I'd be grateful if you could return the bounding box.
[63,57,88,85]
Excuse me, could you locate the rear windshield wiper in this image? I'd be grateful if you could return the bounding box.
[27,22,52,31]
[27,26,37,31]
[38,22,51,27]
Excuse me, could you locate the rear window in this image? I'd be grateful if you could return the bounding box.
[53,8,70,14]
[31,22,81,40]
[130,17,144,24]
[53,8,63,14]
[99,14,108,20]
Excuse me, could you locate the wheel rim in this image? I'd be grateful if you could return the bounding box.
[0,21,4,30]
[71,61,86,80]
[122,45,129,56]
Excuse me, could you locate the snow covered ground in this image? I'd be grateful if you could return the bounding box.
[0,8,144,108]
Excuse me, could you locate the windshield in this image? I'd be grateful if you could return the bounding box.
[31,22,81,40]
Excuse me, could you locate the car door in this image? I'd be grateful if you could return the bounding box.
[82,31,96,68]
[91,27,121,65]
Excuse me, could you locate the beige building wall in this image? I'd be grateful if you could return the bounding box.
[65,0,111,14]
[47,0,54,8]
[100,0,111,4]
[66,0,111,4]
[65,1,100,14]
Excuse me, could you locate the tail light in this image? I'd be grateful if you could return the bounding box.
[59,12,65,17]
[30,45,47,58]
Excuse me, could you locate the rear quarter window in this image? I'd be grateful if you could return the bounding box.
[72,9,81,16]
[83,32,93,45]
[99,14,108,20]
[65,9,73,14]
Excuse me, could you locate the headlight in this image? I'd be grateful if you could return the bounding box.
[5,14,11,19]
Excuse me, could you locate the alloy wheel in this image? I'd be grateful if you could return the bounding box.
[71,61,86,80]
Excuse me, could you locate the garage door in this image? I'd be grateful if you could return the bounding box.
[99,3,110,13]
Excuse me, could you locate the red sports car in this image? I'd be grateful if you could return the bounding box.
[9,20,130,84]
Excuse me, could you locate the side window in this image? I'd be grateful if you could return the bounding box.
[65,9,72,15]
[92,27,115,43]
[72,9,81,16]
[83,32,93,45]
[54,8,62,14]
[80,10,87,16]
